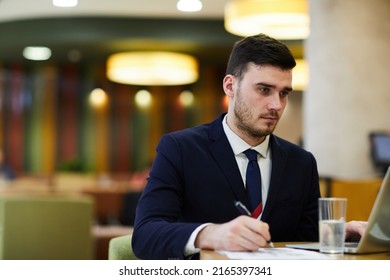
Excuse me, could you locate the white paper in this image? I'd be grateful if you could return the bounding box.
[217,247,331,260]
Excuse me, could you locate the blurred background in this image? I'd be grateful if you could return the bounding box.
[0,0,307,177]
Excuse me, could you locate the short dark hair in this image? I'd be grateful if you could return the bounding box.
[226,33,296,78]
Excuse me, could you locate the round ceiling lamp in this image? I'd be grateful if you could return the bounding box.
[177,0,203,12]
[106,51,199,86]
[23,46,52,61]
[224,0,309,40]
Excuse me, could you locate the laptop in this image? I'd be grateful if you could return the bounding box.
[287,166,390,254]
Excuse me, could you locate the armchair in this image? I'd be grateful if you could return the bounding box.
[108,234,138,260]
[0,194,93,259]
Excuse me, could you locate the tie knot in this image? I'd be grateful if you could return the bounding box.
[244,149,258,162]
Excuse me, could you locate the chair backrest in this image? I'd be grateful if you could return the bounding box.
[108,234,138,260]
[0,194,93,260]
[330,178,382,221]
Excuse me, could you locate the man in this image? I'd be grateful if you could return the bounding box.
[132,33,318,259]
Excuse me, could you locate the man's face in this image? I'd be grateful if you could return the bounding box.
[224,63,293,145]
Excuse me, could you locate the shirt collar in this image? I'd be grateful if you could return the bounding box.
[222,114,270,158]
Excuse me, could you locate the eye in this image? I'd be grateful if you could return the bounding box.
[259,87,271,95]
[280,90,291,98]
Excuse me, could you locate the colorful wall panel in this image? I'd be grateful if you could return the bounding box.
[0,62,226,175]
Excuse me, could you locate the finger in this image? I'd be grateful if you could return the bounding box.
[236,219,271,249]
[244,219,271,244]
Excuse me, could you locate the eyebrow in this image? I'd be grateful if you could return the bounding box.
[256,82,293,92]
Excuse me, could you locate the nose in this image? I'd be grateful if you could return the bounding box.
[267,93,283,111]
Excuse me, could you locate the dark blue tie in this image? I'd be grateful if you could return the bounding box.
[244,149,262,217]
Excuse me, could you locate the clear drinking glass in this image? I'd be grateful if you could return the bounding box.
[318,198,347,253]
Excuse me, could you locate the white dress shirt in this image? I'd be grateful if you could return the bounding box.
[184,114,272,256]
[222,114,272,211]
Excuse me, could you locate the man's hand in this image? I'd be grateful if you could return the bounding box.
[194,216,271,251]
[345,220,368,241]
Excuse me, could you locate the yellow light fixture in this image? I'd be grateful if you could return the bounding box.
[179,90,195,107]
[224,0,309,40]
[106,51,199,86]
[89,88,108,108]
[135,89,152,108]
[292,59,308,91]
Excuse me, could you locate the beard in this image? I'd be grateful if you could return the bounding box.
[233,89,279,139]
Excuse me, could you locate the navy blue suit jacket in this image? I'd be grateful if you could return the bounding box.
[132,114,320,259]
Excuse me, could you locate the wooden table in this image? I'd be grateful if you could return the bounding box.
[200,242,390,260]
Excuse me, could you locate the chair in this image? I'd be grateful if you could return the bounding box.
[330,178,382,221]
[108,234,138,260]
[0,194,93,260]
[93,225,133,260]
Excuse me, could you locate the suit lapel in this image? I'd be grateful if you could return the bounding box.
[207,115,248,205]
[261,135,288,220]
[205,116,289,215]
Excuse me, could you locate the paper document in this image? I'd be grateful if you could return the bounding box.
[217,247,331,260]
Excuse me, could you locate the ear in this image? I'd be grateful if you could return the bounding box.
[223,75,235,97]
